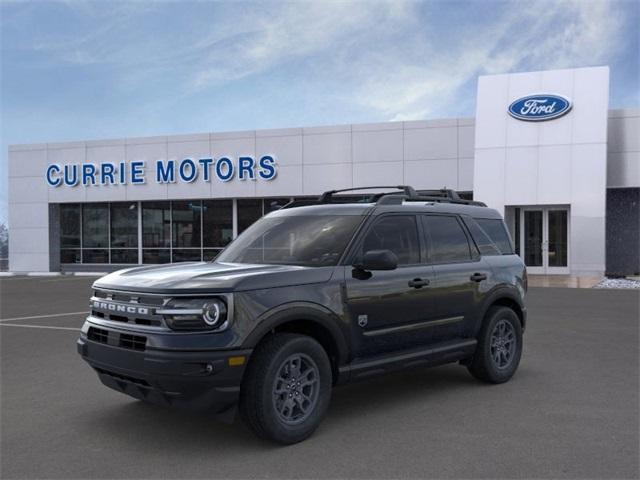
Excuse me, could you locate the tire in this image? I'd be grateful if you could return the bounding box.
[467,306,523,384]
[239,333,332,444]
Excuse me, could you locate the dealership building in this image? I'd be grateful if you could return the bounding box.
[7,66,640,276]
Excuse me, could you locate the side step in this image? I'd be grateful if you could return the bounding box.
[338,338,477,383]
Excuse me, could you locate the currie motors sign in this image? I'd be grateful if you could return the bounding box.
[508,94,572,121]
[45,155,277,187]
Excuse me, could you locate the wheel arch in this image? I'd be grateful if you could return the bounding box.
[242,303,350,383]
[475,288,526,336]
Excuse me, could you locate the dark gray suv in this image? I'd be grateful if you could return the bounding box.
[77,186,527,444]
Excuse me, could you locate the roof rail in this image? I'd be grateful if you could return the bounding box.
[318,185,417,203]
[281,185,486,209]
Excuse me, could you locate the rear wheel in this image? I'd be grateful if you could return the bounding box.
[240,333,332,444]
[467,306,522,384]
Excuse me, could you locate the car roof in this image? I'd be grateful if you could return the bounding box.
[268,201,503,220]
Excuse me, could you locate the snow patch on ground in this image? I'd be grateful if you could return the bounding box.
[594,278,640,289]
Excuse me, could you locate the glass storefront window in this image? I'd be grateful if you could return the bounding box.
[143,249,170,264]
[111,249,138,264]
[59,197,310,266]
[172,249,202,262]
[82,204,108,248]
[111,203,138,248]
[172,201,202,248]
[60,204,81,248]
[83,249,109,264]
[203,200,233,248]
[237,199,263,234]
[143,202,170,248]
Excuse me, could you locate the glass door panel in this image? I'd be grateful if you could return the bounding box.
[523,210,543,267]
[547,210,568,268]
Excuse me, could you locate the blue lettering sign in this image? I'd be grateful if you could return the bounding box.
[130,161,145,184]
[156,160,175,183]
[45,155,277,187]
[46,164,61,187]
[179,159,197,182]
[215,157,234,182]
[258,155,277,180]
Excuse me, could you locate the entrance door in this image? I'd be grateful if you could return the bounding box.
[518,207,569,274]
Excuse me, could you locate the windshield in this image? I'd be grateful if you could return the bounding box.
[216,215,362,267]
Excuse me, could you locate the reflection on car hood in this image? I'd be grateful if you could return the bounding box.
[93,262,335,294]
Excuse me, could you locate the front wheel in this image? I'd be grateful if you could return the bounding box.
[467,306,523,384]
[239,333,332,444]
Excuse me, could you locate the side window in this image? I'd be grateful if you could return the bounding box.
[361,215,420,265]
[423,215,472,263]
[476,218,514,254]
[463,217,501,256]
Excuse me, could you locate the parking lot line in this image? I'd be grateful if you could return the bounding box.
[0,323,79,331]
[0,311,88,323]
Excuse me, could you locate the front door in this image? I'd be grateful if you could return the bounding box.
[343,214,438,357]
[518,207,569,274]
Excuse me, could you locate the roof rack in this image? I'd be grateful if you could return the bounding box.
[281,185,486,209]
[319,185,417,203]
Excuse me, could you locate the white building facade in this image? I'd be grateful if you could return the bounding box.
[7,66,640,276]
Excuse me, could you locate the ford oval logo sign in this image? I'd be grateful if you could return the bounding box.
[508,94,572,121]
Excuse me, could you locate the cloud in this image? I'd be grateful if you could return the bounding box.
[349,0,626,121]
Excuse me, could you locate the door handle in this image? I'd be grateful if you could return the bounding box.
[470,272,487,282]
[408,278,430,289]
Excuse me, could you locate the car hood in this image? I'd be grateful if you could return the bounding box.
[93,262,335,294]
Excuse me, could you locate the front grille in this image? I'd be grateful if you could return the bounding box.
[119,333,146,351]
[87,327,108,344]
[86,326,147,351]
[90,288,167,329]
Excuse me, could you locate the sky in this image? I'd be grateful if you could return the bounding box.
[1,0,638,226]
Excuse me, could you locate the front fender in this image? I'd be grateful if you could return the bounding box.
[241,302,351,365]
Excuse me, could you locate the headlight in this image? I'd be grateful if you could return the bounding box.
[158,298,228,331]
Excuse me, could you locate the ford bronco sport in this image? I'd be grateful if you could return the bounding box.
[78,186,527,444]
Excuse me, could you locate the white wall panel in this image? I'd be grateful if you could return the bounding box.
[9,176,48,203]
[572,67,610,144]
[458,157,474,191]
[303,132,351,164]
[256,135,302,166]
[303,163,352,194]
[9,253,51,273]
[505,147,537,205]
[538,145,572,204]
[404,159,458,190]
[352,129,403,163]
[475,74,509,148]
[9,203,48,229]
[353,161,403,186]
[8,148,47,178]
[607,152,640,188]
[404,126,458,160]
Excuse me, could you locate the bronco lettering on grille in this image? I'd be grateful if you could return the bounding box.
[91,300,149,315]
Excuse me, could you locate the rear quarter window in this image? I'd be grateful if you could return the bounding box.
[468,218,514,255]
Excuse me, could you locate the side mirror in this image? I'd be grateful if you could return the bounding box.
[356,249,398,271]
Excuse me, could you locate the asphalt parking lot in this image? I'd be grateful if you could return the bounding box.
[1,276,638,479]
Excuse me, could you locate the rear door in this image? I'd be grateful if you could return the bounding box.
[343,214,438,357]
[421,214,491,340]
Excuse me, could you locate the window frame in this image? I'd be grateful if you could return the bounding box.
[345,213,424,267]
[421,213,480,265]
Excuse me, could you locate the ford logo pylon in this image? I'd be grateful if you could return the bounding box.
[508,94,572,121]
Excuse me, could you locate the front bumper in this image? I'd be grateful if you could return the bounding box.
[77,325,251,413]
